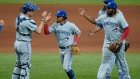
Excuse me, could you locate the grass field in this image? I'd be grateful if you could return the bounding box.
[0,53,140,79]
[0,0,140,5]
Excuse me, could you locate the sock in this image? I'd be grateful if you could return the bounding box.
[119,74,124,79]
[66,69,76,79]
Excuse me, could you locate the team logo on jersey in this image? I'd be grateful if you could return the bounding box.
[64,37,69,41]
[112,27,119,32]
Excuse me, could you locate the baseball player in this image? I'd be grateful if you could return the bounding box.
[79,0,129,79]
[0,20,4,31]
[44,10,81,79]
[11,2,50,79]
[79,1,131,79]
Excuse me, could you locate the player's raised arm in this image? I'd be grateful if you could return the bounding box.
[35,11,51,34]
[43,13,51,35]
[79,8,96,24]
[87,26,102,37]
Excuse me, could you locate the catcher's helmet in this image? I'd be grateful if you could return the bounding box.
[106,1,117,9]
[20,2,39,13]
[55,10,67,18]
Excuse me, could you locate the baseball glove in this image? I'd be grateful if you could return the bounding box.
[108,41,122,53]
[125,42,130,52]
[71,45,80,55]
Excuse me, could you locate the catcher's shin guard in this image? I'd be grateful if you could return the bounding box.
[12,63,21,79]
[12,62,31,79]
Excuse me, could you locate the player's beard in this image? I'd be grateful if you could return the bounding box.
[107,9,117,17]
[107,9,113,17]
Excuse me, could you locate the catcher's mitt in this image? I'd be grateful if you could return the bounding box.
[108,41,122,53]
[125,42,130,52]
[71,45,80,55]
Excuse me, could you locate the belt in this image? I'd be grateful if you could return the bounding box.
[59,45,71,49]
[16,40,31,43]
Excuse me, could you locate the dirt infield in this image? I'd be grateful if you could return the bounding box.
[0,4,139,53]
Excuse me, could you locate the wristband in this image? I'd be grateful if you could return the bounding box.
[44,24,50,34]
[75,36,80,43]
[0,25,2,31]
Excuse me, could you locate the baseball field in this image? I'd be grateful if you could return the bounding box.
[0,0,140,79]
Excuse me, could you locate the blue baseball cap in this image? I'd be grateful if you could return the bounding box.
[106,1,117,9]
[55,10,67,17]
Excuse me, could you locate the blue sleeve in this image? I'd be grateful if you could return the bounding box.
[0,25,2,31]
[97,24,103,29]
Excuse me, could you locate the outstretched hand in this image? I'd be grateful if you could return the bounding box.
[45,13,51,22]
[79,8,86,16]
[42,11,47,19]
[87,30,93,37]
[41,11,51,23]
[0,20,4,26]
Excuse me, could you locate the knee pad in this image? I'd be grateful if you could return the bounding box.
[12,62,22,77]
[13,62,31,79]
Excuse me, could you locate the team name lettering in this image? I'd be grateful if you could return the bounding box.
[103,22,118,27]
[56,30,70,36]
